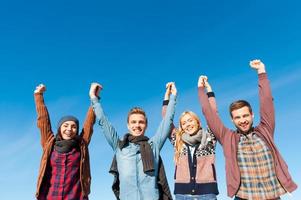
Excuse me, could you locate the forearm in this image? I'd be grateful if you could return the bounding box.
[81,107,96,145]
[153,94,177,150]
[258,73,275,133]
[91,97,118,151]
[34,93,53,146]
[207,92,218,113]
[198,87,227,144]
[161,102,168,118]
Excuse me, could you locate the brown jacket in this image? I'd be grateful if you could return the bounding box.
[198,73,297,197]
[34,93,95,197]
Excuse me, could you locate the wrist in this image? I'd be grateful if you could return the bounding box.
[90,95,100,100]
[257,68,266,74]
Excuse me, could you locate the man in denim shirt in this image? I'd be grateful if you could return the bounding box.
[90,82,177,200]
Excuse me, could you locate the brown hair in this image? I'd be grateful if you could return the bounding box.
[174,111,201,164]
[229,100,252,118]
[127,107,148,125]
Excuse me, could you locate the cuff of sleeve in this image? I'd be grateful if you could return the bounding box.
[258,72,267,79]
[207,92,215,98]
[91,97,99,104]
[163,100,169,106]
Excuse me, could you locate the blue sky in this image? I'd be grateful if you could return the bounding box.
[0,0,300,199]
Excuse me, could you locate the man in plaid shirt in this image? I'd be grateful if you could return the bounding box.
[198,59,297,200]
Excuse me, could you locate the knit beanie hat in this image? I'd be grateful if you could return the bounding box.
[57,115,79,135]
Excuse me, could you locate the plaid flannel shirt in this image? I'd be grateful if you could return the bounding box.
[236,133,285,200]
[38,148,88,200]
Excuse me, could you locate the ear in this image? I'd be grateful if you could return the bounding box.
[252,113,255,119]
[127,123,130,131]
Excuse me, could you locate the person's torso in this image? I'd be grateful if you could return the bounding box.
[174,142,218,195]
[236,133,285,199]
[116,141,160,200]
[38,148,88,200]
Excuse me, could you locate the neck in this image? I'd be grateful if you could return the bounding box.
[238,127,253,136]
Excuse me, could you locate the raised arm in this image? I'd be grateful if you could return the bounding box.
[202,75,218,113]
[90,83,119,151]
[161,82,172,117]
[152,82,177,150]
[161,82,177,142]
[79,85,99,145]
[34,84,54,148]
[250,59,275,136]
[198,76,230,144]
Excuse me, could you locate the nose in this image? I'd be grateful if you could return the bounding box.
[240,119,247,124]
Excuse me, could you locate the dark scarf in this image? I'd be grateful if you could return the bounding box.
[54,134,80,153]
[119,133,154,172]
[109,133,173,200]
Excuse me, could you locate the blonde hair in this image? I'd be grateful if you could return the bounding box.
[174,111,201,164]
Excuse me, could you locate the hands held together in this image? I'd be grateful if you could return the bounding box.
[89,83,103,99]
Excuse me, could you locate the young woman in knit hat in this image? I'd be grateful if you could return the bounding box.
[33,83,98,200]
[162,79,219,200]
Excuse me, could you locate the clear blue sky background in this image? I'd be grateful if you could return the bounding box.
[0,0,300,199]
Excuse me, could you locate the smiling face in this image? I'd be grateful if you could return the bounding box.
[60,121,78,140]
[126,107,148,137]
[180,112,201,135]
[231,106,254,134]
[127,113,147,136]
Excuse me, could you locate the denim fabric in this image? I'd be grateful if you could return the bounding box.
[175,193,217,200]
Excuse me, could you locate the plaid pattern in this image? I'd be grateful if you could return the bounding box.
[38,148,88,200]
[236,133,286,200]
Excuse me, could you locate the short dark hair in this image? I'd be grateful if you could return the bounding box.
[229,100,252,118]
[127,107,148,125]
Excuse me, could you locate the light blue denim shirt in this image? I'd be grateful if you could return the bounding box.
[91,95,176,200]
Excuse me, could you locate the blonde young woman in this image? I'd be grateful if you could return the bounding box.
[162,79,218,200]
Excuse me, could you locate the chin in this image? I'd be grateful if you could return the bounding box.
[239,128,251,134]
[188,130,198,135]
[131,132,142,136]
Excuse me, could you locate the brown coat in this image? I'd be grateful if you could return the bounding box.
[198,73,297,197]
[34,93,95,197]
